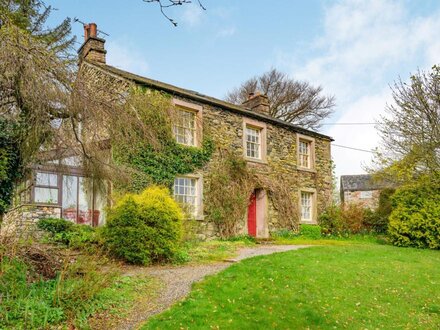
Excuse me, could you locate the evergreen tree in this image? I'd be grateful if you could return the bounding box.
[0,0,74,215]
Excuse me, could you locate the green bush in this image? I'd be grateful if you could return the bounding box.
[388,184,440,249]
[37,218,74,234]
[271,229,297,239]
[37,218,100,251]
[318,204,344,234]
[271,225,321,239]
[0,118,22,216]
[0,257,64,329]
[0,254,119,329]
[300,224,321,239]
[319,203,384,235]
[102,186,184,265]
[363,188,395,233]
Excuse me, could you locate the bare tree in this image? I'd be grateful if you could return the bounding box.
[374,65,440,184]
[226,69,335,130]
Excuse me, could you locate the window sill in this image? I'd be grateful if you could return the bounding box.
[185,214,204,221]
[176,142,199,148]
[195,214,205,221]
[32,202,61,207]
[245,157,268,165]
[300,220,318,225]
[297,166,317,173]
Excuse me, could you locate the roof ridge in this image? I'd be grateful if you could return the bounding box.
[82,60,334,141]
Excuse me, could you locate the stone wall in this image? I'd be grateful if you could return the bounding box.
[44,62,333,239]
[177,95,333,237]
[343,190,380,209]
[1,205,61,237]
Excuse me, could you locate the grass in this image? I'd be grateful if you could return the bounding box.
[88,274,159,329]
[180,237,256,264]
[273,233,388,246]
[0,255,157,329]
[144,245,440,329]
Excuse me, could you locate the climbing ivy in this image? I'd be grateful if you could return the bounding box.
[112,88,214,192]
[114,138,213,192]
[204,149,299,237]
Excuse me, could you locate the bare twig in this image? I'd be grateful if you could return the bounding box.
[143,0,206,26]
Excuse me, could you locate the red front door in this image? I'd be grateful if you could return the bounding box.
[247,191,257,237]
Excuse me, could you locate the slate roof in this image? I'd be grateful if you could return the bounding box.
[340,174,395,192]
[84,61,334,141]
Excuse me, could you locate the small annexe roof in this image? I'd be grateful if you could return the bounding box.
[340,174,395,192]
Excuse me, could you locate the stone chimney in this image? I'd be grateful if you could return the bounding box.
[242,92,270,116]
[78,23,106,63]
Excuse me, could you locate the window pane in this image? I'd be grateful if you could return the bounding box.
[78,177,94,225]
[299,140,310,168]
[173,110,196,146]
[36,172,58,186]
[301,192,312,221]
[62,175,78,222]
[246,126,261,159]
[173,177,197,214]
[34,187,58,204]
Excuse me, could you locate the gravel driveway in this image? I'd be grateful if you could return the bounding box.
[116,244,309,330]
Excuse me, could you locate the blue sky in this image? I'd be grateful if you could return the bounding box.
[47,0,440,178]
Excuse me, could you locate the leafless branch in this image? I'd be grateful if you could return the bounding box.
[143,0,206,26]
[226,68,335,130]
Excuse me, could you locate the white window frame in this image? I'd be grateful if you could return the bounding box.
[173,109,197,146]
[297,134,315,171]
[33,171,59,204]
[299,140,311,168]
[360,190,373,199]
[172,99,203,147]
[173,175,203,219]
[246,126,261,159]
[299,189,317,223]
[243,118,267,163]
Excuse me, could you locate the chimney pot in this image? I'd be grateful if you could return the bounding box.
[78,23,107,64]
[89,23,97,38]
[242,91,270,116]
[84,24,90,42]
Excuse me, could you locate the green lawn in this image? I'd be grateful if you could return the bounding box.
[144,245,440,329]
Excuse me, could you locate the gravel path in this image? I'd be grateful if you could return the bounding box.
[116,244,309,330]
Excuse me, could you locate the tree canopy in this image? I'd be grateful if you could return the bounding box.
[226,68,335,130]
[0,0,76,215]
[374,65,440,185]
[0,0,206,215]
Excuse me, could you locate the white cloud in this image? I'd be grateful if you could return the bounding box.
[106,40,149,76]
[327,88,392,176]
[217,27,236,38]
[281,0,440,178]
[181,3,204,27]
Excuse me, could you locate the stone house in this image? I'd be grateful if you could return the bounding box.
[2,23,333,239]
[340,174,395,209]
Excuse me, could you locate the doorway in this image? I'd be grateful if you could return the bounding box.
[247,189,268,238]
[247,191,257,237]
